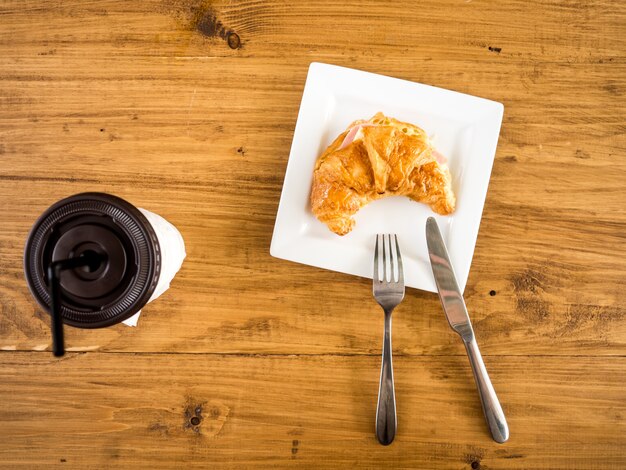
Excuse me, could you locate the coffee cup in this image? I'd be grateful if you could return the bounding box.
[24,192,185,356]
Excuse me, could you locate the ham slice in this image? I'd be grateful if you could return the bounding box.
[433,149,447,164]
[339,123,375,150]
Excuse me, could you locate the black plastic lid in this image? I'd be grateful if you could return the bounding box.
[24,193,161,328]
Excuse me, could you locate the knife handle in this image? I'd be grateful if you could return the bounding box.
[463,338,509,443]
[376,311,397,445]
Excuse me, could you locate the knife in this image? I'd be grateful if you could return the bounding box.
[426,217,509,443]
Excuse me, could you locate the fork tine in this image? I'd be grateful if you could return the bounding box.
[394,235,404,285]
[387,234,396,283]
[373,235,380,282]
[382,234,388,282]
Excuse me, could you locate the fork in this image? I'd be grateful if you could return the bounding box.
[373,234,405,445]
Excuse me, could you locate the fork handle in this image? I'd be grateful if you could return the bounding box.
[376,310,397,445]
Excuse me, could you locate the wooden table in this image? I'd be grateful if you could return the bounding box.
[1,1,625,468]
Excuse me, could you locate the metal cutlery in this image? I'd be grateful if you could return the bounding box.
[372,234,405,445]
[425,217,509,443]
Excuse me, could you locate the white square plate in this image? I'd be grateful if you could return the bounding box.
[270,62,503,293]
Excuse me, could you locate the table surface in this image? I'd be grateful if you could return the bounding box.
[1,1,625,468]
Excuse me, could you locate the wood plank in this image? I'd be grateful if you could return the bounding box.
[0,0,625,355]
[0,352,624,469]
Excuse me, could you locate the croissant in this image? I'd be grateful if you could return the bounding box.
[310,112,455,236]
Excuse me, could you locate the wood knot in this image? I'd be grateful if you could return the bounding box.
[184,398,230,437]
[227,32,241,49]
[464,450,485,469]
[184,399,204,433]
[191,6,241,49]
[291,439,299,458]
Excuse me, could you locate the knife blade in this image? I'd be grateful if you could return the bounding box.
[426,217,509,443]
[425,218,473,339]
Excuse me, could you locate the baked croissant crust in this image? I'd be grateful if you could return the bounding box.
[310,112,455,235]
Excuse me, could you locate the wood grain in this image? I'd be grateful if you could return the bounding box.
[1,352,625,469]
[0,0,625,467]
